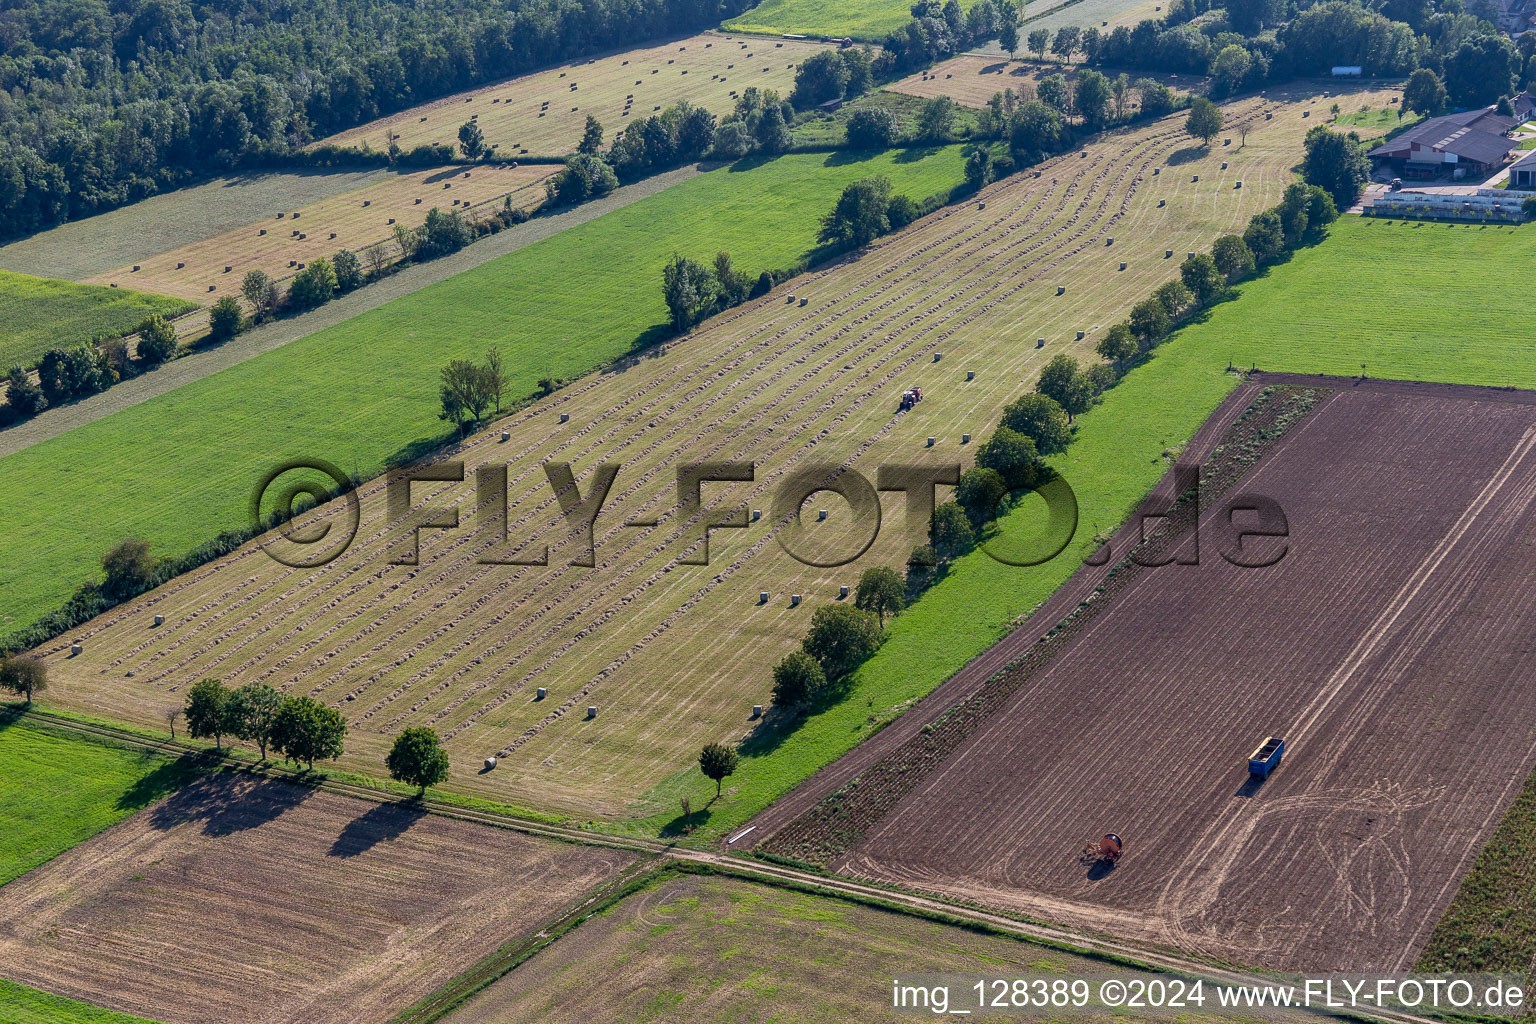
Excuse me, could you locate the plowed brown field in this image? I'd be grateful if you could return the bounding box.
[0,774,637,1024]
[752,376,1536,972]
[37,85,1394,821]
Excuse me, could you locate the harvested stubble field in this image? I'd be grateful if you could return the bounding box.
[83,163,554,305]
[33,88,1382,822]
[754,377,1536,972]
[0,271,194,370]
[316,32,830,158]
[889,56,1211,109]
[0,773,637,1024]
[440,871,1292,1023]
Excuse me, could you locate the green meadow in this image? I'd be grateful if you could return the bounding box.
[636,215,1536,841]
[0,147,971,634]
[725,0,969,41]
[0,980,168,1024]
[0,271,194,371]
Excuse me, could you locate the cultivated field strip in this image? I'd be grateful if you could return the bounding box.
[315,31,832,158]
[44,89,1391,818]
[784,382,1536,971]
[85,163,555,304]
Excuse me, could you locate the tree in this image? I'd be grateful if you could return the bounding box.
[662,253,719,332]
[228,682,282,760]
[1036,353,1093,420]
[271,695,346,770]
[1444,35,1517,108]
[713,120,754,159]
[483,346,506,414]
[289,256,337,309]
[930,501,975,560]
[0,654,46,704]
[1403,68,1448,117]
[579,114,603,154]
[802,604,883,680]
[756,103,791,154]
[841,47,875,97]
[791,49,850,108]
[1185,96,1222,146]
[184,678,232,750]
[1129,296,1172,346]
[957,466,1008,527]
[137,314,178,365]
[1075,69,1112,130]
[976,426,1043,488]
[1211,234,1256,282]
[1096,323,1137,368]
[101,538,156,598]
[999,16,1019,55]
[698,742,740,798]
[1028,27,1049,61]
[965,146,994,189]
[1180,252,1226,307]
[888,194,920,229]
[332,249,363,292]
[918,95,957,141]
[439,358,493,431]
[1051,26,1081,62]
[1302,124,1370,209]
[1137,79,1175,119]
[772,650,827,707]
[4,365,45,418]
[387,726,451,794]
[845,106,900,149]
[208,296,242,341]
[819,176,893,250]
[458,119,485,159]
[1278,181,1313,243]
[241,269,275,320]
[1244,209,1286,263]
[1000,392,1071,454]
[1211,45,1252,97]
[1009,101,1062,163]
[416,207,471,259]
[854,566,905,625]
[1226,0,1282,32]
[714,251,748,307]
[1153,278,1193,319]
[1037,74,1070,115]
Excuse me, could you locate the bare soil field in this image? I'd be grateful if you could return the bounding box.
[440,871,1295,1024]
[83,163,554,304]
[0,773,637,1024]
[315,31,831,158]
[755,376,1536,972]
[38,86,1394,822]
[889,55,1213,108]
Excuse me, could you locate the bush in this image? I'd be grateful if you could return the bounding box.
[1000,393,1071,454]
[887,193,920,229]
[289,256,337,310]
[4,365,46,418]
[845,107,900,149]
[772,649,828,708]
[101,537,156,599]
[136,314,178,365]
[208,296,242,341]
[930,501,975,560]
[332,249,364,291]
[819,176,893,250]
[802,604,883,681]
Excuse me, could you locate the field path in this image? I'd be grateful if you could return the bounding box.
[0,165,701,461]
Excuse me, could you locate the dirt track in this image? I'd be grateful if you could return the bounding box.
[751,377,1536,971]
[0,773,636,1024]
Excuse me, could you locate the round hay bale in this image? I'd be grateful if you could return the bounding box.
[484,756,497,770]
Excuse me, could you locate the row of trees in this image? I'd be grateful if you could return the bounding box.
[184,679,346,769]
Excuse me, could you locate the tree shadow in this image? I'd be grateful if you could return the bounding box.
[147,773,313,837]
[329,799,428,857]
[727,153,776,174]
[737,707,801,759]
[1164,146,1206,165]
[115,753,208,812]
[659,803,715,839]
[893,144,944,164]
[383,426,465,471]
[823,148,878,167]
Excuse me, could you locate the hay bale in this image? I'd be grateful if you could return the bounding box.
[536,687,547,700]
[760,592,769,603]
[1220,161,1228,169]
[962,433,971,444]
[110,282,117,287]
[1076,330,1085,340]
[329,232,337,239]
[559,412,569,423]
[587,705,598,718]
[484,756,497,770]
[1057,285,1065,295]
[225,265,232,272]
[838,585,849,598]
[799,297,808,306]
[1192,174,1199,182]
[388,218,396,224]
[752,509,762,521]
[177,262,185,268]
[752,704,763,718]
[415,198,422,204]
[818,509,828,521]
[1235,180,1242,189]
[259,228,267,236]
[1036,338,1045,348]
[1119,261,1127,270]
[790,595,801,606]
[153,615,164,627]
[1223,138,1231,146]
[926,436,935,447]
[500,430,510,442]
[1166,249,1173,257]
[208,284,216,292]
[1265,112,1272,119]
[1153,167,1160,175]
[966,369,975,381]
[132,265,140,271]
[1106,237,1113,246]
[933,352,941,362]
[1158,199,1166,207]
[70,643,81,656]
[1187,251,1195,259]
[1302,110,1309,117]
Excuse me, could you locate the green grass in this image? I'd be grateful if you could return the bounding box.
[0,270,194,371]
[1331,106,1421,133]
[0,146,971,635]
[0,715,203,885]
[630,215,1536,843]
[0,980,167,1024]
[724,0,972,42]
[790,91,987,147]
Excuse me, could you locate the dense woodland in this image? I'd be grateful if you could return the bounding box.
[0,0,758,238]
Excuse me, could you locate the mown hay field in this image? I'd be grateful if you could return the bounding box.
[0,717,201,886]
[316,31,831,158]
[83,164,554,305]
[725,0,966,42]
[30,90,1381,823]
[0,272,194,370]
[0,146,968,637]
[889,55,1207,109]
[0,773,637,1024]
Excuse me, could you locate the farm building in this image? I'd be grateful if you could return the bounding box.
[1361,187,1523,222]
[1366,98,1533,179]
[1508,147,1536,187]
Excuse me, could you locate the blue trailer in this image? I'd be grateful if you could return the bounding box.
[1248,737,1285,777]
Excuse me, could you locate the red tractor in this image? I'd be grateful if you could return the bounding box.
[898,386,924,412]
[1080,833,1123,865]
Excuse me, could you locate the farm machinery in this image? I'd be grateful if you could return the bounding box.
[1248,736,1285,778]
[1079,833,1123,865]
[899,386,924,411]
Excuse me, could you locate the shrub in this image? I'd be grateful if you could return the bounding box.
[887,193,920,229]
[137,314,178,365]
[101,538,156,599]
[930,501,975,560]
[845,107,900,149]
[332,249,364,292]
[1000,393,1071,454]
[772,650,828,708]
[957,466,1008,527]
[802,604,883,681]
[4,365,46,418]
[289,256,337,310]
[208,296,243,341]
